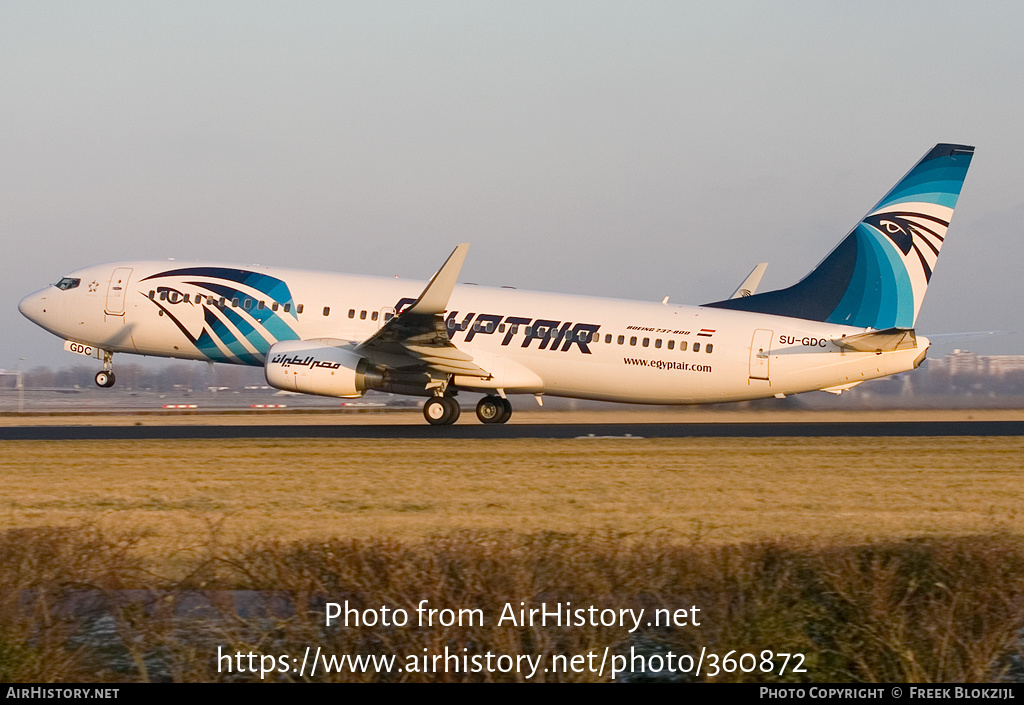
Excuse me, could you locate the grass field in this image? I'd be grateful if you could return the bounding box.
[2,436,1021,554]
[2,435,1024,682]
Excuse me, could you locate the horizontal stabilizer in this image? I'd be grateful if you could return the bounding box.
[832,327,917,353]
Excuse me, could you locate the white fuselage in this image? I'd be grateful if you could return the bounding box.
[19,260,929,404]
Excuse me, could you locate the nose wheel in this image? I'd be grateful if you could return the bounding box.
[423,396,461,426]
[476,395,512,424]
[95,350,115,388]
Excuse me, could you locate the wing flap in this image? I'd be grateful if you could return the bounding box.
[403,343,476,362]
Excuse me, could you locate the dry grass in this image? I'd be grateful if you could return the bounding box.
[1,528,1023,682]
[0,438,1021,558]
[1,437,1022,682]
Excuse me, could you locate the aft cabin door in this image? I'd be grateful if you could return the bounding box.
[105,267,133,316]
[749,329,773,381]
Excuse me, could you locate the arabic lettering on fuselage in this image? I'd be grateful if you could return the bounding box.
[393,298,601,354]
[269,354,342,370]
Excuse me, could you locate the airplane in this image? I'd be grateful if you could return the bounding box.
[18,143,974,425]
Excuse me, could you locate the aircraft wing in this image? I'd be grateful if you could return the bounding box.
[832,327,918,353]
[354,244,491,378]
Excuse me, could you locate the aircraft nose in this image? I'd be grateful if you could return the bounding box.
[18,289,48,325]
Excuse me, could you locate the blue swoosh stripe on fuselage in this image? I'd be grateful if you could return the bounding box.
[203,308,265,365]
[144,267,297,314]
[189,281,301,344]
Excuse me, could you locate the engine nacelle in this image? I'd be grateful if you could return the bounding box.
[265,340,383,398]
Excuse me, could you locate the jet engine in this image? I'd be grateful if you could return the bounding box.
[265,340,384,398]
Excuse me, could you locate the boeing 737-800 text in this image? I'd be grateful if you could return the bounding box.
[19,144,974,425]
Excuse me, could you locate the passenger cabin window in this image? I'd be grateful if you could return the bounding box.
[283,303,291,313]
[693,342,700,353]
[680,341,688,351]
[243,299,252,309]
[359,310,367,320]
[323,306,331,316]
[371,311,379,321]
[183,294,191,304]
[384,312,394,322]
[296,304,304,314]
[605,334,612,344]
[257,301,265,310]
[271,302,279,311]
[232,298,239,308]
[348,309,355,318]
[55,277,81,290]
[148,290,155,300]
[159,291,168,301]
[654,339,662,348]
[667,340,675,350]
[617,335,624,345]
[630,336,637,346]
[706,343,714,353]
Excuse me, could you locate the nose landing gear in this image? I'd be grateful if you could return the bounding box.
[94,350,116,388]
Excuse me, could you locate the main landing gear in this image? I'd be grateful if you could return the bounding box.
[475,395,512,424]
[421,394,514,426]
[423,396,461,426]
[94,350,115,388]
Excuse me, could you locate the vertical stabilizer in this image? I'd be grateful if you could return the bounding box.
[705,144,974,329]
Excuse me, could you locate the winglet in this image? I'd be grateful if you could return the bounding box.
[405,244,469,316]
[729,263,768,299]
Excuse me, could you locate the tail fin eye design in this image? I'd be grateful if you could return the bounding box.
[877,219,914,253]
[862,210,950,283]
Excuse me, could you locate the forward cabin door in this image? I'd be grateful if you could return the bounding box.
[749,328,773,381]
[105,267,133,316]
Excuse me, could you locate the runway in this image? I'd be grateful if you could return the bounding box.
[2,419,1023,440]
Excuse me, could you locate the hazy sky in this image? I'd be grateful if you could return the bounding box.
[3,1,1022,370]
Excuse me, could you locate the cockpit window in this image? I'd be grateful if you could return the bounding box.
[55,277,81,291]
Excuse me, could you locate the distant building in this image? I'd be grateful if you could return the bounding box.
[985,355,1024,376]
[927,349,1024,376]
